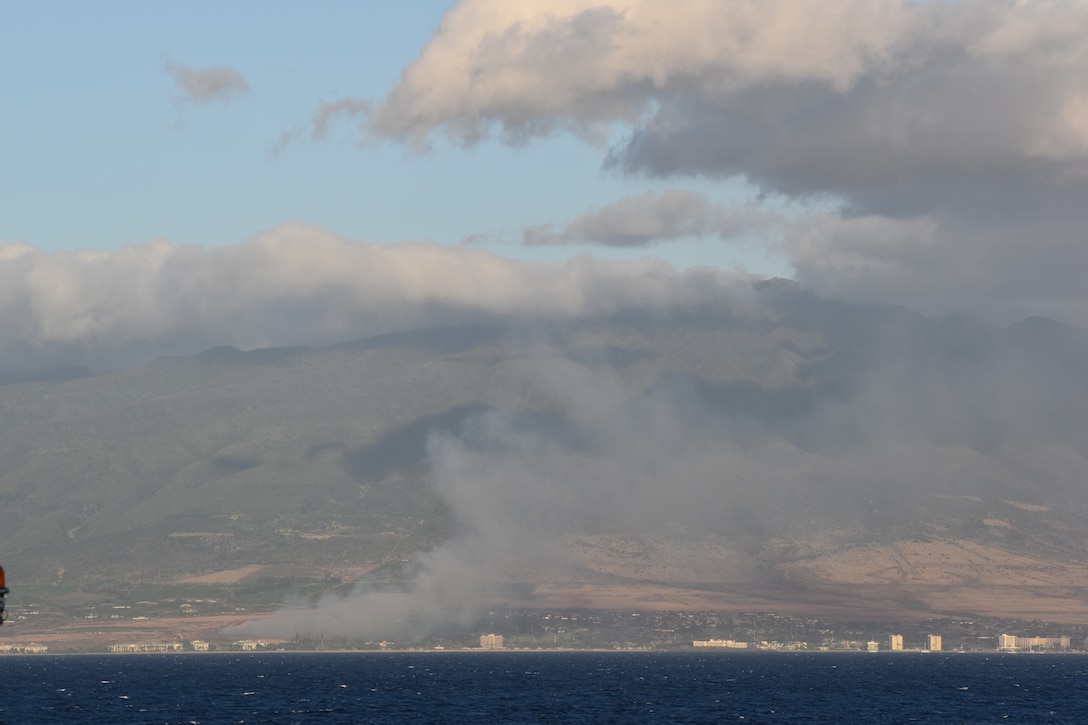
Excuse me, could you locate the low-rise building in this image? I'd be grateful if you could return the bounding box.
[693,639,748,648]
[108,642,183,653]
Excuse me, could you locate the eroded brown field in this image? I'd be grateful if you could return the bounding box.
[0,613,281,652]
[7,534,1088,651]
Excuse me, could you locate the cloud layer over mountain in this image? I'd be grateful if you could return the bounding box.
[0,223,752,373]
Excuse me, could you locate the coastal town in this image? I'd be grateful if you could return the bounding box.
[2,606,1087,655]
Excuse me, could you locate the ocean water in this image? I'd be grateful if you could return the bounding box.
[1,650,1086,724]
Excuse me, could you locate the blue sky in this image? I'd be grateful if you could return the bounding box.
[0,1,780,273]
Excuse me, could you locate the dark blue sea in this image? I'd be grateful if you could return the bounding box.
[2,651,1087,724]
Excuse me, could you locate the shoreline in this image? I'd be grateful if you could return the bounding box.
[4,647,1088,657]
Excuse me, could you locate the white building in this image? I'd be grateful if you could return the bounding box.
[693,639,748,648]
[999,634,1070,651]
[108,642,183,653]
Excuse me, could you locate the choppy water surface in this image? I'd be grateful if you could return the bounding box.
[1,650,1087,723]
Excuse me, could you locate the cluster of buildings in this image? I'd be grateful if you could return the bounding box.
[877,634,943,652]
[699,633,949,653]
[0,643,48,654]
[659,632,1078,653]
[479,633,504,649]
[103,640,264,653]
[872,633,1076,652]
[879,633,1072,653]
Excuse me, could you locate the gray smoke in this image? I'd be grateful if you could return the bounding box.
[234,297,1088,641]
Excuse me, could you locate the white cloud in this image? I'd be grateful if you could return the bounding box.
[362,0,1088,172]
[364,0,921,145]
